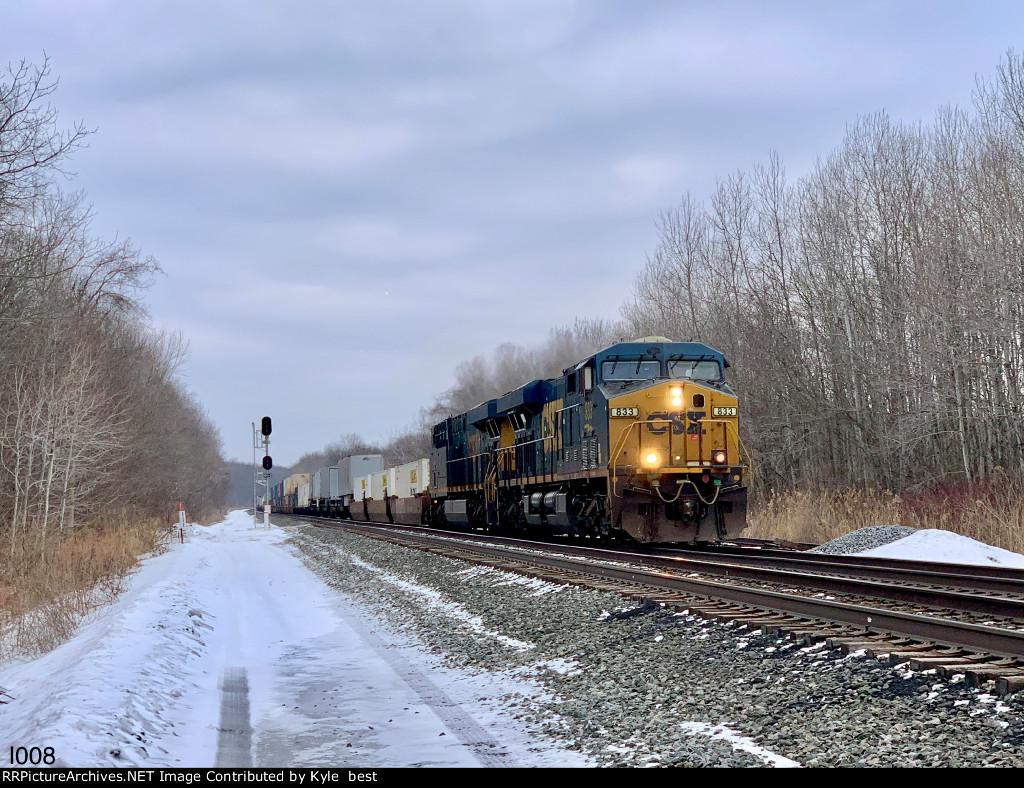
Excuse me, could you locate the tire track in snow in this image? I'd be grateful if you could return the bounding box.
[334,598,518,768]
[215,667,253,767]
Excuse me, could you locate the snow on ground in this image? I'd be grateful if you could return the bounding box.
[454,565,569,596]
[0,510,589,768]
[344,553,536,652]
[678,722,801,768]
[857,528,1024,568]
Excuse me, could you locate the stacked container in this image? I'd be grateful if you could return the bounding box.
[338,455,384,498]
[394,459,430,497]
[325,466,339,500]
[369,469,396,500]
[284,473,310,496]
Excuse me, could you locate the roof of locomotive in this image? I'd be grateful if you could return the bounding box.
[445,338,730,428]
[564,337,727,376]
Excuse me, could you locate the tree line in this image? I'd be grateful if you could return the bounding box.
[622,51,1024,497]
[289,319,628,473]
[0,57,226,557]
[296,51,1024,514]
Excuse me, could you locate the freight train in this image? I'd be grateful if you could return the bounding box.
[271,337,749,543]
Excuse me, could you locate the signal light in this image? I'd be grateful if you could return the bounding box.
[261,416,272,436]
[263,455,273,470]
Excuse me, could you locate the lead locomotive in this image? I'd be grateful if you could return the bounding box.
[428,337,747,543]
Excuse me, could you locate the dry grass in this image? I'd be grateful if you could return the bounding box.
[746,472,1024,554]
[0,511,171,660]
[746,488,901,546]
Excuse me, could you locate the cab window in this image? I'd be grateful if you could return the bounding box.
[601,358,661,381]
[667,358,722,382]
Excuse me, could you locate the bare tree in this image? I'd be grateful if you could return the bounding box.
[621,50,1024,500]
[0,57,226,563]
[0,55,90,212]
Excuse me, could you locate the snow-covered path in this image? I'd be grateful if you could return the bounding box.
[0,511,578,767]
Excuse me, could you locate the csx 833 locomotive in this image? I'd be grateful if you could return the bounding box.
[430,337,748,543]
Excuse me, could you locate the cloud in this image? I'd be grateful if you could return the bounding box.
[95,89,419,176]
[11,0,1024,464]
[610,155,687,209]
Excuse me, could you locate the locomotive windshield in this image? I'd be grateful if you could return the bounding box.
[667,357,722,382]
[601,358,661,381]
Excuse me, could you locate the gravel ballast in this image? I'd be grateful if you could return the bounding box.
[809,525,917,556]
[289,525,1024,768]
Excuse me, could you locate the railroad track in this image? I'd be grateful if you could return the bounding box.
[274,513,1024,694]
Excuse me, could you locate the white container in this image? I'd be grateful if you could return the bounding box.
[370,469,397,499]
[352,474,370,501]
[312,466,338,500]
[370,470,387,500]
[339,455,384,496]
[394,458,430,497]
[297,483,311,508]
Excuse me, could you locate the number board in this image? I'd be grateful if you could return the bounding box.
[610,407,639,418]
[713,406,738,417]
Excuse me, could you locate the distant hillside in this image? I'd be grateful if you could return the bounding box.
[225,460,292,508]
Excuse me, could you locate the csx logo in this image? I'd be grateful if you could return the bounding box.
[645,411,704,435]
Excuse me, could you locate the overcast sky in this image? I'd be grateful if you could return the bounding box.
[5,1,1024,465]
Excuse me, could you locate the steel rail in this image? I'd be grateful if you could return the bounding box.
[283,512,1024,588]
[650,547,1024,597]
[287,514,1024,617]
[688,542,1024,581]
[320,519,1024,659]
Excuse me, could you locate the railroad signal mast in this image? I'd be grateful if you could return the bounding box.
[252,416,272,527]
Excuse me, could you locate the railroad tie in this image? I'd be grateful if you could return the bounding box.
[827,640,884,654]
[996,675,1024,694]
[961,667,1014,687]
[757,618,798,630]
[722,613,770,623]
[881,646,943,659]
[905,653,972,665]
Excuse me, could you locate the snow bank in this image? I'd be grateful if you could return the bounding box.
[857,528,1024,568]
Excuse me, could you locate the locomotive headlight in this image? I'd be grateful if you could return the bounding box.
[671,397,682,407]
[644,451,660,467]
[670,386,683,398]
[712,450,727,466]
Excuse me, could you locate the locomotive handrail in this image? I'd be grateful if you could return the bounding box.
[692,417,753,484]
[496,434,557,485]
[609,418,645,496]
